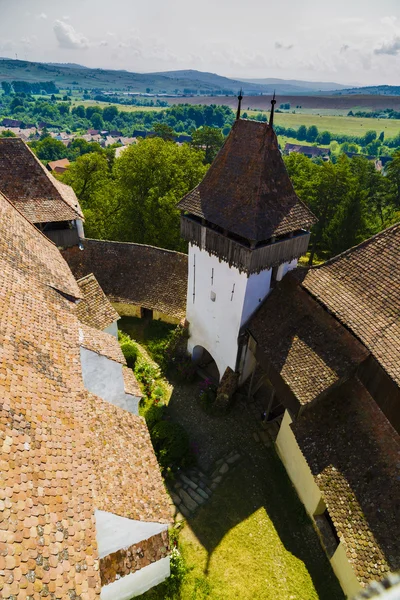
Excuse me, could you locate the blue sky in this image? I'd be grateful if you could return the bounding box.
[0,0,399,84]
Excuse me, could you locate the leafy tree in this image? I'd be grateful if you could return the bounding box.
[297,125,307,141]
[153,123,175,141]
[72,105,86,118]
[191,126,225,164]
[306,125,319,143]
[91,112,104,130]
[0,130,16,138]
[363,130,377,146]
[61,153,120,239]
[114,138,207,250]
[103,105,119,123]
[317,131,331,145]
[32,137,69,161]
[1,81,12,95]
[379,131,385,142]
[386,150,400,208]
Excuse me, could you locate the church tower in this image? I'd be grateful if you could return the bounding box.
[178,102,316,381]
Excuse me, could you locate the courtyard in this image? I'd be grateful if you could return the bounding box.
[120,317,344,600]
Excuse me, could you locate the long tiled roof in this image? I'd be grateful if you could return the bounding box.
[292,378,400,587]
[63,239,188,320]
[247,275,368,405]
[178,119,317,242]
[0,191,170,597]
[0,137,83,223]
[302,223,400,386]
[77,273,120,331]
[79,322,126,364]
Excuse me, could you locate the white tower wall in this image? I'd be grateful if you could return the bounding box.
[186,244,276,379]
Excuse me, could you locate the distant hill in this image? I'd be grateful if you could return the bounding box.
[0,58,346,96]
[238,77,348,93]
[0,59,272,94]
[334,85,400,96]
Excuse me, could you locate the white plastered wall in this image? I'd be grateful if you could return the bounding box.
[80,347,139,414]
[96,511,170,600]
[186,245,272,378]
[103,320,119,338]
[100,558,170,600]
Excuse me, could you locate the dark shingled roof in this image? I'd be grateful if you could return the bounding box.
[292,377,400,587]
[247,275,369,405]
[0,137,83,223]
[76,273,120,331]
[178,119,317,242]
[63,239,188,320]
[302,222,400,386]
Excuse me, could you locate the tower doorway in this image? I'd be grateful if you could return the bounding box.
[192,345,220,383]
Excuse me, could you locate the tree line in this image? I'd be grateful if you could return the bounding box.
[55,137,400,263]
[284,152,400,262]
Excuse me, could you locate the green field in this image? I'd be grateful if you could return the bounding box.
[248,110,400,137]
[70,99,162,112]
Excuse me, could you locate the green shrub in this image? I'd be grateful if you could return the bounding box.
[150,421,192,469]
[134,357,160,397]
[120,341,138,368]
[143,402,165,431]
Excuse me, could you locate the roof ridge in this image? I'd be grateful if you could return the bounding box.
[83,238,188,258]
[0,189,57,248]
[1,138,82,220]
[309,221,400,270]
[77,272,97,283]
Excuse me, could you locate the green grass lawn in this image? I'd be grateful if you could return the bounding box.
[139,457,343,600]
[247,110,400,137]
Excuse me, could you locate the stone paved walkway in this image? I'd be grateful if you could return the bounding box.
[167,449,242,521]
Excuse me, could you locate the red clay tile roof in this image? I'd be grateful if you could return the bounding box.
[63,239,188,320]
[247,275,369,405]
[302,223,400,387]
[77,273,120,331]
[0,137,83,223]
[123,366,143,398]
[0,190,81,299]
[292,377,400,587]
[79,322,126,364]
[0,191,171,597]
[178,119,317,241]
[47,158,70,171]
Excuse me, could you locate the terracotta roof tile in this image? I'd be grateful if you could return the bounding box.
[0,190,81,299]
[178,119,317,241]
[0,137,83,223]
[123,366,143,398]
[79,323,125,364]
[63,239,188,320]
[77,273,120,331]
[302,223,400,386]
[0,191,171,597]
[292,378,400,586]
[248,275,369,405]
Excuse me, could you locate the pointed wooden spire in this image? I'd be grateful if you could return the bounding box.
[236,88,243,120]
[269,91,277,128]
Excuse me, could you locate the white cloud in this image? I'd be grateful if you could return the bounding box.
[53,20,89,50]
[38,13,47,20]
[374,36,400,55]
[275,41,294,50]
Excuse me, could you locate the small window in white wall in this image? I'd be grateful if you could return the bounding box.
[210,291,216,302]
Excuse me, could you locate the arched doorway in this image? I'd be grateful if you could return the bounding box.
[192,345,220,383]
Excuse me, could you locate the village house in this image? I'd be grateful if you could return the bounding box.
[284,142,330,159]
[0,137,84,247]
[0,181,172,597]
[47,157,71,174]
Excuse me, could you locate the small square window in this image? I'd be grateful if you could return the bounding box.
[210,291,216,302]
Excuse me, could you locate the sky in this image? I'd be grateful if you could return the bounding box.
[0,0,400,85]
